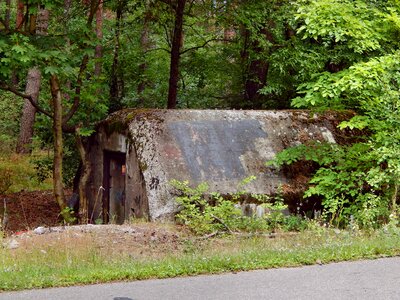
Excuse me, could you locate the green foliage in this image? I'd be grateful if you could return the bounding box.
[0,168,12,194]
[271,141,393,228]
[170,180,240,235]
[31,141,79,188]
[1,226,400,291]
[0,154,52,193]
[2,0,400,230]
[60,207,77,224]
[0,92,22,153]
[170,179,308,235]
[32,155,53,183]
[296,0,387,53]
[268,0,400,229]
[283,215,310,232]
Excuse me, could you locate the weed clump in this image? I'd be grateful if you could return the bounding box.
[170,179,308,235]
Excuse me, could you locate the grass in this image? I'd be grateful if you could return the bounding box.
[1,228,400,291]
[0,152,53,193]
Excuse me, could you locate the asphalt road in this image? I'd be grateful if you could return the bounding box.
[1,257,400,300]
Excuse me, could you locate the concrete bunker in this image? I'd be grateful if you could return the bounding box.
[86,109,350,223]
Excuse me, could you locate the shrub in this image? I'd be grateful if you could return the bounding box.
[0,168,12,195]
[171,179,308,235]
[270,141,393,229]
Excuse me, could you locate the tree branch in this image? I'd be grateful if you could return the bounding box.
[63,0,101,124]
[180,38,230,55]
[87,0,102,27]
[210,214,233,234]
[0,83,52,118]
[163,24,172,48]
[62,54,89,124]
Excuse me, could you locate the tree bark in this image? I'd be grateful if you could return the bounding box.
[16,68,41,153]
[5,0,11,30]
[241,28,271,109]
[16,0,24,30]
[50,75,66,214]
[75,128,91,223]
[244,59,269,104]
[109,1,124,112]
[94,0,103,77]
[137,6,151,104]
[167,0,186,109]
[16,8,49,153]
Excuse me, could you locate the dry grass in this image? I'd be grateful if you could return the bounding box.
[1,225,400,291]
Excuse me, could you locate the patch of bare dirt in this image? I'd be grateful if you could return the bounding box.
[1,190,69,233]
[5,224,189,259]
[1,190,189,257]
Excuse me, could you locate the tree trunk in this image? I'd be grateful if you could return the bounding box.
[241,28,271,109]
[137,7,151,104]
[16,8,49,153]
[109,1,124,112]
[75,128,91,223]
[16,67,41,153]
[5,0,11,30]
[94,0,103,77]
[244,59,269,104]
[167,0,186,109]
[50,75,66,215]
[64,0,72,15]
[16,0,24,29]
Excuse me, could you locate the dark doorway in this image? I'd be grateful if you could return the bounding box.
[103,151,126,224]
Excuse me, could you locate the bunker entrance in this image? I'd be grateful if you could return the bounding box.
[103,151,126,224]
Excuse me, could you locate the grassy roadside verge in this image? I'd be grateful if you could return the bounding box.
[1,228,400,291]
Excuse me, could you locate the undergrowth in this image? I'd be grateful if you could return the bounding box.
[170,179,308,235]
[0,153,53,193]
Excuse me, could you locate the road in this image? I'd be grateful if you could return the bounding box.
[1,257,399,300]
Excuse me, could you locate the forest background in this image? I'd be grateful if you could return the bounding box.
[1,0,400,229]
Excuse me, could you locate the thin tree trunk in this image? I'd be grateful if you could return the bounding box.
[241,28,270,109]
[64,0,71,15]
[64,0,72,101]
[167,0,186,109]
[137,7,151,104]
[36,8,49,35]
[16,0,24,29]
[94,0,103,77]
[392,183,398,214]
[109,1,124,112]
[75,128,91,223]
[5,0,11,30]
[16,67,41,153]
[50,75,66,215]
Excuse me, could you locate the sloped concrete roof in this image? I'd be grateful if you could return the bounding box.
[97,109,350,220]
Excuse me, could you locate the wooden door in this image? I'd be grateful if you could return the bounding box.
[103,152,126,224]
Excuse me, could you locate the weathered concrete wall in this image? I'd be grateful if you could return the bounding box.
[87,109,349,221]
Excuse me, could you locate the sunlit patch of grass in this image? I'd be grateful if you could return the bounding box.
[1,228,400,291]
[0,152,53,193]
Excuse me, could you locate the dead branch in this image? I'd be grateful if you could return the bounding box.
[210,214,233,234]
